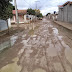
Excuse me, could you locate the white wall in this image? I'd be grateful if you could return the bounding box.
[8,18,11,28]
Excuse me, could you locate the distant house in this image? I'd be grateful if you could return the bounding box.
[11,10,30,24]
[57,1,72,23]
[11,10,36,24]
[47,13,58,21]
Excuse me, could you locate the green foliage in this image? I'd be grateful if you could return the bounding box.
[0,0,13,20]
[37,13,43,17]
[13,6,15,10]
[27,8,35,15]
[27,8,43,18]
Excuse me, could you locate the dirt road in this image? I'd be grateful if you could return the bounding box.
[0,18,72,72]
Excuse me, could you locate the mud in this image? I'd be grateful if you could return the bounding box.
[0,18,72,72]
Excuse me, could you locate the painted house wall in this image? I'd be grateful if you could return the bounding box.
[10,16,16,23]
[11,15,30,24]
[19,15,24,23]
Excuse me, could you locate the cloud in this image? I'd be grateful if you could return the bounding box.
[41,7,58,15]
[11,0,72,15]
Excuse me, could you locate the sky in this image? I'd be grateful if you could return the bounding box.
[11,0,72,15]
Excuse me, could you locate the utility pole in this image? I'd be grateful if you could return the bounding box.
[35,1,40,9]
[14,0,19,28]
[35,1,40,21]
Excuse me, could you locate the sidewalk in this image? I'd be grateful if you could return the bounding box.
[54,21,72,30]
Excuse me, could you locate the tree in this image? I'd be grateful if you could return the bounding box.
[37,13,43,18]
[13,6,15,10]
[27,8,35,15]
[35,9,41,16]
[0,0,13,34]
[0,0,13,20]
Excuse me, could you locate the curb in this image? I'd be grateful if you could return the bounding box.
[53,21,72,31]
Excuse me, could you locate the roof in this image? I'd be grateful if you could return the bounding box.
[58,5,64,8]
[63,1,71,6]
[58,1,72,8]
[69,2,72,5]
[13,10,27,15]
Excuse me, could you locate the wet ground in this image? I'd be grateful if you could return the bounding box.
[0,18,72,72]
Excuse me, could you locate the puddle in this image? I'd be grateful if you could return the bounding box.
[54,63,63,71]
[47,44,57,57]
[33,68,46,72]
[0,57,22,72]
[0,35,18,51]
[52,28,58,35]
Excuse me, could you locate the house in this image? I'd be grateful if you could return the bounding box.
[11,10,37,24]
[57,1,72,23]
[47,13,58,21]
[27,15,36,22]
[11,10,30,24]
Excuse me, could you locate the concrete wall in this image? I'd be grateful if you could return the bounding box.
[63,5,68,22]
[58,8,64,21]
[58,4,72,23]
[0,19,11,32]
[68,5,72,23]
[0,20,8,31]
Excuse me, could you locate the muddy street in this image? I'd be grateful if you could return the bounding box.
[0,18,72,72]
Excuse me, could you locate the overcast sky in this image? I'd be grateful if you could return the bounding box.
[11,0,72,15]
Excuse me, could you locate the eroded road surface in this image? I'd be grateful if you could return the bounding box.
[0,18,72,72]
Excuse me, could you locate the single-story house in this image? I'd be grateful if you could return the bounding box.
[11,10,30,24]
[11,10,36,24]
[57,1,72,23]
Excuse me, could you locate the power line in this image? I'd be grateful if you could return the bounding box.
[23,0,32,8]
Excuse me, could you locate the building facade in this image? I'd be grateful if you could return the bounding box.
[11,10,30,24]
[11,10,36,24]
[57,1,72,23]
